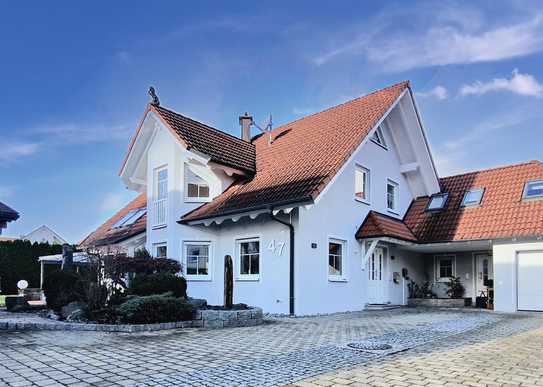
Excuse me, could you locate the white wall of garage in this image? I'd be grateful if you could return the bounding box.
[493,240,543,312]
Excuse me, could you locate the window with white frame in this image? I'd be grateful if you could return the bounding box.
[153,167,168,226]
[436,255,455,281]
[523,179,543,200]
[184,242,211,279]
[355,166,370,202]
[237,238,260,279]
[461,188,484,207]
[386,179,399,212]
[371,125,387,149]
[328,239,346,280]
[185,164,210,202]
[154,242,167,258]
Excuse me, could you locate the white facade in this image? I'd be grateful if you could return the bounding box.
[120,91,448,315]
[21,225,68,245]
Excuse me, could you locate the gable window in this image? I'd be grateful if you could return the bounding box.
[426,193,448,212]
[237,238,260,280]
[523,179,543,200]
[386,179,399,213]
[153,242,167,258]
[355,166,370,203]
[436,255,455,281]
[184,242,211,280]
[462,188,484,207]
[111,208,146,229]
[153,167,168,226]
[370,125,387,149]
[328,238,346,281]
[185,165,210,202]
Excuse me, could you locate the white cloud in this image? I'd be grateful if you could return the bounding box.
[460,69,543,97]
[0,142,39,163]
[416,86,448,100]
[99,191,131,213]
[31,123,132,145]
[292,107,315,116]
[313,12,543,72]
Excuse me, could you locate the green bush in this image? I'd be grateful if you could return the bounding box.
[43,270,84,312]
[0,240,62,294]
[129,273,187,298]
[118,294,194,324]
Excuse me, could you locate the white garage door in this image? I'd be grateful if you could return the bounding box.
[518,251,543,311]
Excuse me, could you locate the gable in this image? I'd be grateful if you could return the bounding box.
[182,81,433,223]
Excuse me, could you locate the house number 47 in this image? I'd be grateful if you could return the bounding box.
[267,240,285,256]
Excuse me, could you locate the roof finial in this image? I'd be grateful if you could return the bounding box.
[148,86,160,106]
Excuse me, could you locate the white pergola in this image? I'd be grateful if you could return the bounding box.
[37,252,91,288]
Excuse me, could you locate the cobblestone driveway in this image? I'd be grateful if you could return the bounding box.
[1,308,542,386]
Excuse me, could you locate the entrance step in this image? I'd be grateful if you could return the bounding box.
[365,304,402,311]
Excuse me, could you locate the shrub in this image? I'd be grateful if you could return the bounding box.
[446,276,465,299]
[129,273,187,298]
[43,270,84,312]
[118,294,194,324]
[85,306,121,324]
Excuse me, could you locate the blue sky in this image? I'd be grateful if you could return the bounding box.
[1,1,542,242]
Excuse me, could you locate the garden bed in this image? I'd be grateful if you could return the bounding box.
[0,307,264,332]
[408,298,467,308]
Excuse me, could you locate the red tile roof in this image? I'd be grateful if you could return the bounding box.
[154,105,256,174]
[356,211,418,242]
[181,81,409,222]
[80,194,146,248]
[404,161,543,242]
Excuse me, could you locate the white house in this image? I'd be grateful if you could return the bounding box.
[83,81,543,315]
[21,225,68,245]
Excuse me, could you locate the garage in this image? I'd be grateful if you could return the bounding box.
[517,251,543,311]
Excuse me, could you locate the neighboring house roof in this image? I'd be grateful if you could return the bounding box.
[356,211,418,242]
[21,225,68,245]
[181,81,409,222]
[403,160,543,242]
[80,193,146,248]
[0,201,19,222]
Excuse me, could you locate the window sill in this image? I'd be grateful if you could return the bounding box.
[152,224,167,230]
[236,276,260,282]
[354,197,370,205]
[387,209,399,216]
[184,198,212,203]
[436,278,453,283]
[328,277,348,283]
[186,277,212,282]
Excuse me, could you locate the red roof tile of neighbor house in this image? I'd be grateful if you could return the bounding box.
[403,161,543,242]
[356,211,418,242]
[181,81,410,222]
[153,105,256,174]
[80,193,146,248]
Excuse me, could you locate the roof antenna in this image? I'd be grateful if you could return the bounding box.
[148,86,160,107]
[251,114,273,145]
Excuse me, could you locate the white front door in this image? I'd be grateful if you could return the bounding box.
[367,247,387,304]
[475,254,493,296]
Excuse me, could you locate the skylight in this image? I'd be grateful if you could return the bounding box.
[524,179,543,199]
[426,193,448,211]
[112,208,146,229]
[461,188,484,207]
[370,126,387,148]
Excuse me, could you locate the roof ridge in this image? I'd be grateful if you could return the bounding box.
[440,160,542,180]
[153,105,254,147]
[265,81,410,137]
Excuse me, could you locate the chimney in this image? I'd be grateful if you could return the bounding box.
[239,112,253,142]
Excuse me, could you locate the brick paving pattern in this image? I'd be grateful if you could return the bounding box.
[0,308,542,386]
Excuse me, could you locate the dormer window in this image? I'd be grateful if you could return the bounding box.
[370,126,387,149]
[426,193,448,212]
[111,208,146,229]
[524,179,543,200]
[185,165,210,202]
[462,188,484,207]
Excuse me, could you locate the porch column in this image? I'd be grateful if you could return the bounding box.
[40,261,44,289]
